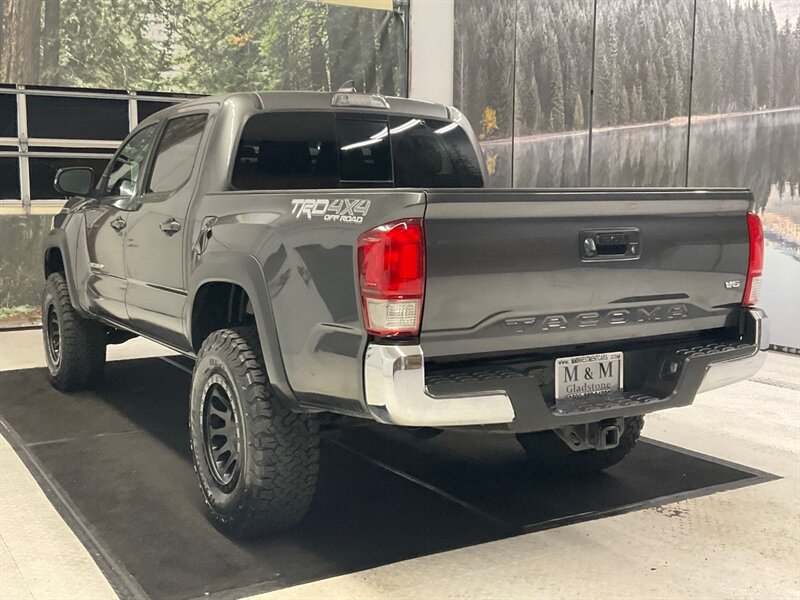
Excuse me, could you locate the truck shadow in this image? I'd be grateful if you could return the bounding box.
[0,357,775,600]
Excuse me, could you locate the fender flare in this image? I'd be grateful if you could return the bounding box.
[186,251,299,408]
[42,229,91,318]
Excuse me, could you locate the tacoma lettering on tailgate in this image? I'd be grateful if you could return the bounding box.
[504,304,689,334]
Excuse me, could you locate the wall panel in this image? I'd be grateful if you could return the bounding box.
[589,0,693,187]
[453,0,516,187]
[512,0,593,187]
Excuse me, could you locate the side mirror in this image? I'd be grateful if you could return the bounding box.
[54,167,94,196]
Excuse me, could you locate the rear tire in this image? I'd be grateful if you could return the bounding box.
[516,416,644,474]
[42,272,106,391]
[189,327,319,537]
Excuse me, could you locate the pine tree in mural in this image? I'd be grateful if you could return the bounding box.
[572,94,585,130]
[547,44,566,132]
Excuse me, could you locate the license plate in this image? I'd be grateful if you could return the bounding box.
[554,351,623,400]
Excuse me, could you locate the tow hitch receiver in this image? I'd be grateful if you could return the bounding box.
[555,418,624,452]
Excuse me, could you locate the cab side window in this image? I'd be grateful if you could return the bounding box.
[148,114,208,193]
[104,125,157,196]
[231,112,339,190]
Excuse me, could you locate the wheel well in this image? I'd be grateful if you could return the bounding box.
[44,247,65,278]
[191,282,255,352]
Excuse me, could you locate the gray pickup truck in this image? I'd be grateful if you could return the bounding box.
[43,89,768,536]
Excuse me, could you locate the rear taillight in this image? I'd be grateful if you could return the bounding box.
[357,218,425,337]
[742,211,764,306]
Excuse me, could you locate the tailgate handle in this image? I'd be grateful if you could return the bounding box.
[581,229,640,261]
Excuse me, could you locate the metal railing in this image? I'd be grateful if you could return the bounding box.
[0,85,198,214]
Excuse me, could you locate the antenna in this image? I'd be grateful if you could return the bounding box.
[337,80,357,93]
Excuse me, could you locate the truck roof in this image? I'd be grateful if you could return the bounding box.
[142,90,453,125]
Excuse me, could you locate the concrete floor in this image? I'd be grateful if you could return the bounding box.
[0,329,798,600]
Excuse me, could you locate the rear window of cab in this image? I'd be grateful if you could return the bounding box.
[231,111,483,190]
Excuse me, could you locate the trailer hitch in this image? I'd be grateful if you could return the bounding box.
[555,418,624,452]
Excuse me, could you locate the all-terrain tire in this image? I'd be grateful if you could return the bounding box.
[189,327,320,537]
[516,416,644,474]
[42,272,107,391]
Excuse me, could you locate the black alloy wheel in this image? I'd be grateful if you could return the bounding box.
[41,272,106,391]
[202,375,242,491]
[45,304,62,367]
[189,327,320,537]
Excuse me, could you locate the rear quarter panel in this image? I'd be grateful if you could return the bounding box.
[189,189,425,414]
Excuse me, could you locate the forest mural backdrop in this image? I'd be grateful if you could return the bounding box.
[0,0,407,95]
[455,0,800,187]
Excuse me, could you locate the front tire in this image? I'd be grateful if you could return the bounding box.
[189,327,319,537]
[517,416,644,474]
[42,272,106,391]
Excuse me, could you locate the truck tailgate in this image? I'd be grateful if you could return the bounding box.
[420,188,753,358]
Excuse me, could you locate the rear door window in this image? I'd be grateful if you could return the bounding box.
[232,112,339,190]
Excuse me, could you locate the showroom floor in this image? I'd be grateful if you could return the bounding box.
[0,329,798,600]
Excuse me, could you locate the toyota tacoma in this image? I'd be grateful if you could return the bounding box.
[42,89,768,536]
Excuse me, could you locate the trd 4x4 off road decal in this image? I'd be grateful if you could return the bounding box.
[291,198,371,223]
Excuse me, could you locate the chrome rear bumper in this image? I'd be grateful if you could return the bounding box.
[363,309,768,429]
[363,344,515,426]
[697,308,769,393]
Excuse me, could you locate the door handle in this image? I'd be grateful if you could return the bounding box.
[110,217,127,231]
[159,218,182,234]
[580,228,640,261]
